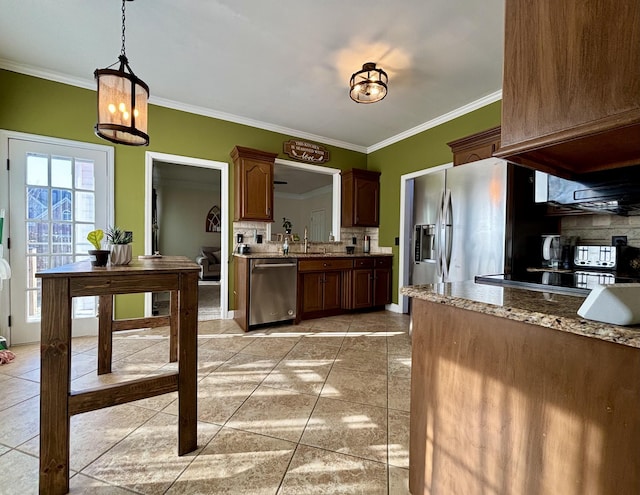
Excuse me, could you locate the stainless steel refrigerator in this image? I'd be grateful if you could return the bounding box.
[410,157,507,285]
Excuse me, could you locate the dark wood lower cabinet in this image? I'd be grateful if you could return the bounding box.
[373,266,391,306]
[352,268,374,309]
[297,255,393,322]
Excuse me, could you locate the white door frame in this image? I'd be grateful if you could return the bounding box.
[398,163,452,313]
[144,152,230,319]
[0,130,114,344]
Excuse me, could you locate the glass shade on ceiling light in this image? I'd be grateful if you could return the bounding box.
[94,0,149,146]
[349,62,388,104]
[95,55,149,146]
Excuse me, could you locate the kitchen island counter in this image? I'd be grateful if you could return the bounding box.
[404,281,640,494]
[402,281,640,348]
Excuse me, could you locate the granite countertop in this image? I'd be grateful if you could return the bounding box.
[233,252,392,259]
[402,281,640,349]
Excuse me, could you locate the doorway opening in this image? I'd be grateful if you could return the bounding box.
[144,152,229,320]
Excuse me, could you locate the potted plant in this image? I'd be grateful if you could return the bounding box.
[87,229,110,267]
[282,217,293,234]
[106,226,133,265]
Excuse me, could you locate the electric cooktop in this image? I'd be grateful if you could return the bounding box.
[475,271,640,296]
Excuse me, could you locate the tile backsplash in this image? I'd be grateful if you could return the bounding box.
[561,214,640,246]
[232,221,391,255]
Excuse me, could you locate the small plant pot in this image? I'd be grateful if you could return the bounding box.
[88,249,110,267]
[110,244,132,265]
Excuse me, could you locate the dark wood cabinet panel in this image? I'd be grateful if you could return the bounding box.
[351,256,392,309]
[231,146,278,221]
[233,256,249,331]
[341,169,381,227]
[373,267,391,306]
[497,0,640,174]
[323,271,342,310]
[300,272,324,314]
[447,126,501,166]
[352,268,373,309]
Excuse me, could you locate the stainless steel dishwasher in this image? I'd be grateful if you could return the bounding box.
[249,258,297,326]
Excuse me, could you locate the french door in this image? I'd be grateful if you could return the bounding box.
[7,137,112,344]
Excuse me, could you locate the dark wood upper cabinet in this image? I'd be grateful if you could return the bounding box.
[231,146,278,222]
[448,126,501,166]
[495,0,640,175]
[341,168,381,227]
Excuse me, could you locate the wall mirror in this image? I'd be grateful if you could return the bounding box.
[269,159,341,242]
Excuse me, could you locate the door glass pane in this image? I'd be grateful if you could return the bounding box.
[27,187,49,219]
[75,160,95,190]
[51,157,72,188]
[26,222,49,254]
[26,255,48,290]
[75,191,95,222]
[52,223,72,254]
[26,154,48,186]
[27,289,41,319]
[74,297,96,318]
[75,223,95,253]
[52,255,73,267]
[51,189,72,221]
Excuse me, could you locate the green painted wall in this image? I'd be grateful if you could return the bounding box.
[1,68,500,314]
[366,101,502,302]
[0,69,365,317]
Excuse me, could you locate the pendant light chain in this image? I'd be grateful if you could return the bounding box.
[120,0,127,57]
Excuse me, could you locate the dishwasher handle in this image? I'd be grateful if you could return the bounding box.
[253,263,297,269]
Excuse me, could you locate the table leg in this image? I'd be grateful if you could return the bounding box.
[39,277,72,495]
[177,271,198,455]
[169,290,178,362]
[97,295,113,375]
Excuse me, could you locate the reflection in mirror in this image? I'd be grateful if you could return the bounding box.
[271,160,340,242]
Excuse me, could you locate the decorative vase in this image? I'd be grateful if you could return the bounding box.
[88,249,110,267]
[110,244,132,265]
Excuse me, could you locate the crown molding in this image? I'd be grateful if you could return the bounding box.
[366,90,503,153]
[1,59,501,156]
[0,59,366,154]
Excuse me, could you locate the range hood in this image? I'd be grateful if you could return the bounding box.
[534,167,640,216]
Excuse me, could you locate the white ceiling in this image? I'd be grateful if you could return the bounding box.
[0,0,505,153]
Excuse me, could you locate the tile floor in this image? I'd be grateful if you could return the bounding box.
[0,311,412,494]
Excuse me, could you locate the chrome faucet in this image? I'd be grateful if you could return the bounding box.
[304,227,309,254]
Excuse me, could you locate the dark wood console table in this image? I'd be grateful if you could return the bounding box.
[36,256,200,494]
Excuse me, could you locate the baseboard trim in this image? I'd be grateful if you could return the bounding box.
[385,303,404,314]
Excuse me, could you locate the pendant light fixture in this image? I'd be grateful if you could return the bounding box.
[95,0,149,146]
[349,62,388,104]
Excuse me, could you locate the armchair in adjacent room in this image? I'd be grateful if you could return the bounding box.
[196,246,221,280]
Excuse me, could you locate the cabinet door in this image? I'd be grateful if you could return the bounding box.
[301,272,324,313]
[497,0,640,174]
[354,177,379,226]
[240,159,273,221]
[352,268,373,309]
[373,268,391,306]
[323,271,343,311]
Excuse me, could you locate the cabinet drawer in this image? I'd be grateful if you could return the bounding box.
[298,259,353,272]
[353,258,374,268]
[374,256,392,268]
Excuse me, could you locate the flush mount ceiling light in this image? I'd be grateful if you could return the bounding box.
[94,0,149,146]
[349,62,388,104]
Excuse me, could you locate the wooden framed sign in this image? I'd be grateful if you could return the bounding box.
[283,140,330,164]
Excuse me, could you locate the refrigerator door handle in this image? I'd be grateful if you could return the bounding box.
[435,191,444,279]
[443,189,453,279]
[439,189,452,280]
